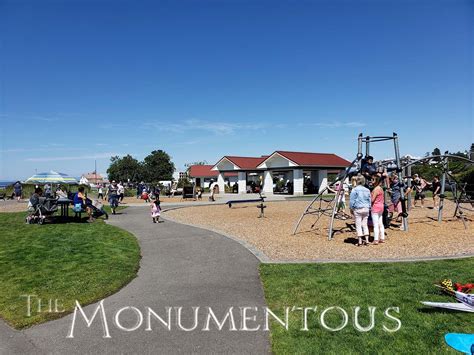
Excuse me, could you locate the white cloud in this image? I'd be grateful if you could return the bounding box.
[143,119,365,135]
[25,152,119,162]
[144,119,267,135]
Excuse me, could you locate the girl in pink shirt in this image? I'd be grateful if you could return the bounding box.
[151,199,161,223]
[371,176,385,244]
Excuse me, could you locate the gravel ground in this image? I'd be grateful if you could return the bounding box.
[0,200,28,213]
[165,200,474,261]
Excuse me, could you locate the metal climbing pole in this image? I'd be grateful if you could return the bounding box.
[406,165,412,212]
[328,179,345,240]
[365,136,370,158]
[437,156,448,223]
[293,154,361,236]
[393,133,408,231]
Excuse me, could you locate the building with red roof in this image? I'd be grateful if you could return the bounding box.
[188,165,238,189]
[189,151,350,195]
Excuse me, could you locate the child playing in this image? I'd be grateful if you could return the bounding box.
[389,174,404,222]
[195,188,203,201]
[328,181,347,217]
[151,199,161,223]
[142,188,150,203]
[411,174,428,208]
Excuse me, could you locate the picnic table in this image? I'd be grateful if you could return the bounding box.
[57,198,72,218]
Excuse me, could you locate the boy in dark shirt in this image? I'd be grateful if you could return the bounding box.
[361,156,376,181]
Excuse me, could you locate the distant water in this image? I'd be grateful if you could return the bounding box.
[0,181,15,188]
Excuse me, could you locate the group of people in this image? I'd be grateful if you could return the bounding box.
[344,155,442,247]
[349,174,386,246]
[409,174,442,209]
[98,181,125,202]
[136,182,161,202]
[70,180,127,222]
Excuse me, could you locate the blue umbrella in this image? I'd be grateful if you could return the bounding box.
[24,171,79,185]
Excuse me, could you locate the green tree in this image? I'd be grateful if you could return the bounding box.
[142,150,175,182]
[107,155,144,183]
[432,147,441,156]
[459,167,474,193]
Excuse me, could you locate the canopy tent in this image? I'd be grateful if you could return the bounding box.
[24,171,79,185]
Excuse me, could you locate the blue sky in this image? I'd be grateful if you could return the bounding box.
[1,0,472,180]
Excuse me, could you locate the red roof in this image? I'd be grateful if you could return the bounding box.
[272,151,351,167]
[222,156,268,169]
[189,165,237,178]
[207,151,350,173]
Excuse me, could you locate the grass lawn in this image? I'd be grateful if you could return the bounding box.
[260,258,474,354]
[0,211,141,329]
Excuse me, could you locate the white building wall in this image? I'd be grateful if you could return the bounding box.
[217,172,225,194]
[293,169,304,195]
[238,172,246,194]
[263,170,274,195]
[318,170,328,193]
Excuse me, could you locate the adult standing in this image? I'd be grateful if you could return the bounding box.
[13,181,22,202]
[370,176,385,245]
[97,185,104,200]
[117,182,125,202]
[349,175,371,247]
[153,184,161,199]
[136,182,143,199]
[210,184,218,202]
[106,180,119,214]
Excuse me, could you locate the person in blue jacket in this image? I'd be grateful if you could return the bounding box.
[350,175,371,246]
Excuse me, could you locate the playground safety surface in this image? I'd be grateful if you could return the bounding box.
[165,200,474,262]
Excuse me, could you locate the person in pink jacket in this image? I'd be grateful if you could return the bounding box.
[371,175,385,244]
[150,199,161,223]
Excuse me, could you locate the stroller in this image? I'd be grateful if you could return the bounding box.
[26,197,58,224]
[86,198,109,220]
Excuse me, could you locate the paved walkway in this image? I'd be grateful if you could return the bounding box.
[1,207,270,354]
